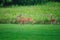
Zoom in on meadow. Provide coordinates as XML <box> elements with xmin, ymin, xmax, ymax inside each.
<box><xmin>0</xmin><ymin>24</ymin><xmax>60</xmax><ymax>40</ymax></box>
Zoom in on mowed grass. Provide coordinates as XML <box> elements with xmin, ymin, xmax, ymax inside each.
<box><xmin>0</xmin><ymin>24</ymin><xmax>60</xmax><ymax>40</ymax></box>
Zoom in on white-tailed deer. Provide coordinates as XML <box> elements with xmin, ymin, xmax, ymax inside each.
<box><xmin>50</xmin><ymin>15</ymin><xmax>56</xmax><ymax>24</ymax></box>
<box><xmin>16</xmin><ymin>15</ymin><xmax>35</xmax><ymax>24</ymax></box>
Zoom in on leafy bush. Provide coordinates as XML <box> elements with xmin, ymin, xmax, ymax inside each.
<box><xmin>44</xmin><ymin>19</ymin><xmax>50</xmax><ymax>24</ymax></box>
<box><xmin>56</xmin><ymin>17</ymin><xmax>60</xmax><ymax>24</ymax></box>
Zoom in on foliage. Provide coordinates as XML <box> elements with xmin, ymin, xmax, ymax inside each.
<box><xmin>0</xmin><ymin>2</ymin><xmax>60</xmax><ymax>24</ymax></box>
<box><xmin>0</xmin><ymin>0</ymin><xmax>60</xmax><ymax>7</ymax></box>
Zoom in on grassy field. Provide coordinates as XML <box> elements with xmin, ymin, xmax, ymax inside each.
<box><xmin>0</xmin><ymin>2</ymin><xmax>60</xmax><ymax>40</ymax></box>
<box><xmin>0</xmin><ymin>24</ymin><xmax>60</xmax><ymax>40</ymax></box>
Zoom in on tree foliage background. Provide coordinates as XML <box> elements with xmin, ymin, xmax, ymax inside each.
<box><xmin>0</xmin><ymin>0</ymin><xmax>60</xmax><ymax>7</ymax></box>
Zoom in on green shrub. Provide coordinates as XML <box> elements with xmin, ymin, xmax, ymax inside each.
<box><xmin>57</xmin><ymin>17</ymin><xmax>60</xmax><ymax>24</ymax></box>
<box><xmin>44</xmin><ymin>19</ymin><xmax>50</xmax><ymax>24</ymax></box>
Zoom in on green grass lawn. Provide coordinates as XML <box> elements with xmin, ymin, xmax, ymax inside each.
<box><xmin>0</xmin><ymin>24</ymin><xmax>60</xmax><ymax>40</ymax></box>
